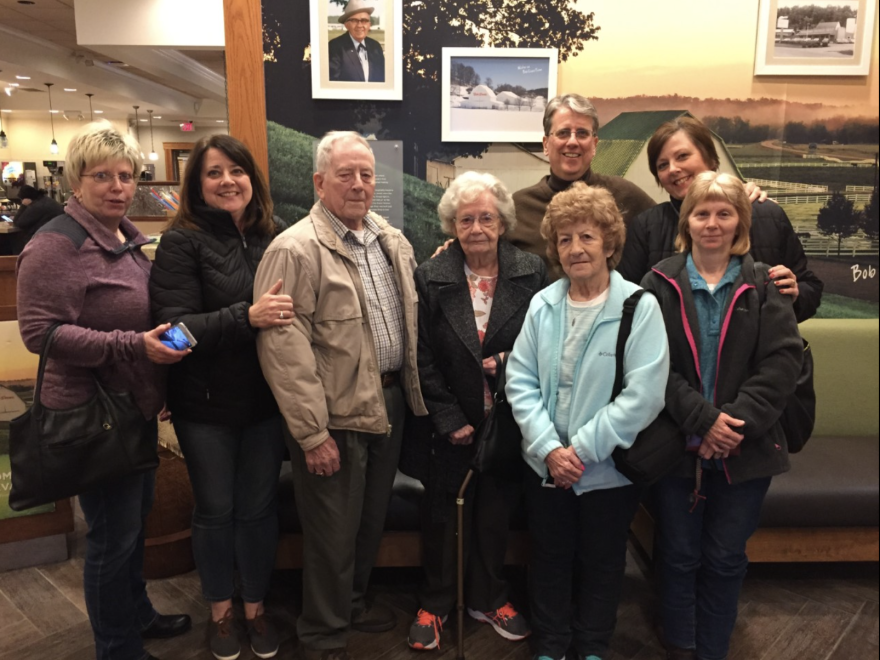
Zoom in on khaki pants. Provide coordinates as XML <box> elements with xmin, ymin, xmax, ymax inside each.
<box><xmin>288</xmin><ymin>383</ymin><xmax>405</xmax><ymax>651</ymax></box>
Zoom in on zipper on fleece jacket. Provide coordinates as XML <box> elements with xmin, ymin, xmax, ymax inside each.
<box><xmin>713</xmin><ymin>282</ymin><xmax>755</xmax><ymax>483</ymax></box>
<box><xmin>652</xmin><ymin>267</ymin><xmax>738</xmax><ymax>489</ymax></box>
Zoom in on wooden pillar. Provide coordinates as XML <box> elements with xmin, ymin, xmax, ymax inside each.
<box><xmin>223</xmin><ymin>0</ymin><xmax>269</xmax><ymax>179</ymax></box>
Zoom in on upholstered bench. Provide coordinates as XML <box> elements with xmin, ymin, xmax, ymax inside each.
<box><xmin>632</xmin><ymin>319</ymin><xmax>880</xmax><ymax>563</ymax></box>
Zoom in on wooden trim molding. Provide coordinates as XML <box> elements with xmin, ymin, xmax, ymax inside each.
<box><xmin>223</xmin><ymin>0</ymin><xmax>269</xmax><ymax>179</ymax></box>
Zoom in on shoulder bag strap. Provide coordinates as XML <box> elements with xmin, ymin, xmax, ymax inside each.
<box><xmin>610</xmin><ymin>290</ymin><xmax>646</xmax><ymax>401</ymax></box>
<box><xmin>31</xmin><ymin>322</ymin><xmax>62</xmax><ymax>417</ymax></box>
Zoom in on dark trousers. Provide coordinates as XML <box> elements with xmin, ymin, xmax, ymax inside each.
<box><xmin>78</xmin><ymin>420</ymin><xmax>158</xmax><ymax>660</ymax></box>
<box><xmin>655</xmin><ymin>472</ymin><xmax>771</xmax><ymax>660</ymax></box>
<box><xmin>419</xmin><ymin>472</ymin><xmax>520</xmax><ymax>616</ymax></box>
<box><xmin>173</xmin><ymin>415</ymin><xmax>286</xmax><ymax>603</ymax></box>
<box><xmin>525</xmin><ymin>471</ymin><xmax>642</xmax><ymax>659</ymax></box>
<box><xmin>289</xmin><ymin>384</ymin><xmax>405</xmax><ymax>651</ymax></box>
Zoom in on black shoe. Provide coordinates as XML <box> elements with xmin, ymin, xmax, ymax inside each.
<box><xmin>141</xmin><ymin>613</ymin><xmax>193</xmax><ymax>639</ymax></box>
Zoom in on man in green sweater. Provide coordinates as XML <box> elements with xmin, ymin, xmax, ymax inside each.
<box><xmin>511</xmin><ymin>94</ymin><xmax>655</xmax><ymax>276</ymax></box>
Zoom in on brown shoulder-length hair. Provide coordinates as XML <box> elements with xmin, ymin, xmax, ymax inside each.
<box><xmin>647</xmin><ymin>116</ymin><xmax>720</xmax><ymax>185</ymax></box>
<box><xmin>169</xmin><ymin>134</ymin><xmax>276</xmax><ymax>236</ymax></box>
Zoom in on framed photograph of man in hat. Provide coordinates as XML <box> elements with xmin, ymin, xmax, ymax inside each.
<box><xmin>310</xmin><ymin>0</ymin><xmax>402</xmax><ymax>100</ymax></box>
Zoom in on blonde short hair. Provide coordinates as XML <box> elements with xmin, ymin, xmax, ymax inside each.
<box><xmin>436</xmin><ymin>171</ymin><xmax>517</xmax><ymax>236</ymax></box>
<box><xmin>66</xmin><ymin>121</ymin><xmax>143</xmax><ymax>189</ymax></box>
<box><xmin>540</xmin><ymin>182</ymin><xmax>626</xmax><ymax>272</ymax></box>
<box><xmin>676</xmin><ymin>172</ymin><xmax>752</xmax><ymax>255</ymax></box>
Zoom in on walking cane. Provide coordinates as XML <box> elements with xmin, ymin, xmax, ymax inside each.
<box><xmin>456</xmin><ymin>467</ymin><xmax>475</xmax><ymax>660</ymax></box>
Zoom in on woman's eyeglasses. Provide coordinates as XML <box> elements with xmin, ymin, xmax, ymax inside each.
<box><xmin>456</xmin><ymin>213</ymin><xmax>498</xmax><ymax>229</ymax></box>
<box><xmin>80</xmin><ymin>172</ymin><xmax>136</xmax><ymax>184</ymax></box>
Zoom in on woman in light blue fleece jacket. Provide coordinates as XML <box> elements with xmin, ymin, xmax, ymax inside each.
<box><xmin>506</xmin><ymin>182</ymin><xmax>669</xmax><ymax>660</ymax></box>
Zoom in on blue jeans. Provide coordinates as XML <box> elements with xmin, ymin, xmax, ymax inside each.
<box><xmin>78</xmin><ymin>420</ymin><xmax>158</xmax><ymax>660</ymax></box>
<box><xmin>525</xmin><ymin>471</ymin><xmax>642</xmax><ymax>659</ymax></box>
<box><xmin>173</xmin><ymin>415</ymin><xmax>285</xmax><ymax>603</ymax></box>
<box><xmin>655</xmin><ymin>471</ymin><xmax>771</xmax><ymax>660</ymax></box>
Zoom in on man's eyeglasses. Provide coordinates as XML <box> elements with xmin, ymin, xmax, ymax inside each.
<box><xmin>456</xmin><ymin>213</ymin><xmax>499</xmax><ymax>229</ymax></box>
<box><xmin>81</xmin><ymin>172</ymin><xmax>136</xmax><ymax>184</ymax></box>
<box><xmin>551</xmin><ymin>128</ymin><xmax>596</xmax><ymax>142</ymax></box>
<box><xmin>346</xmin><ymin>18</ymin><xmax>372</xmax><ymax>25</ymax></box>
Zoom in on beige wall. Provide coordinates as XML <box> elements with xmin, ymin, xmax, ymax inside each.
<box><xmin>0</xmin><ymin>116</ymin><xmax>223</xmax><ymax>183</ymax></box>
<box><xmin>0</xmin><ymin>321</ymin><xmax>38</xmax><ymax>381</ymax></box>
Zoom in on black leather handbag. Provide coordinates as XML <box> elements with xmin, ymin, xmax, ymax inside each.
<box><xmin>8</xmin><ymin>324</ymin><xmax>159</xmax><ymax>511</ymax></box>
<box><xmin>471</xmin><ymin>354</ymin><xmax>523</xmax><ymax>480</ymax></box>
<box><xmin>610</xmin><ymin>291</ymin><xmax>686</xmax><ymax>485</ymax></box>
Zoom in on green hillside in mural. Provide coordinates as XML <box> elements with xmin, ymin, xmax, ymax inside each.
<box><xmin>266</xmin><ymin>121</ymin><xmax>445</xmax><ymax>263</ymax></box>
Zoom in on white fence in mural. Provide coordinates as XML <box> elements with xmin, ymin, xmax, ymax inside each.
<box><xmin>776</xmin><ymin>193</ymin><xmax>871</xmax><ymax>205</ymax></box>
<box><xmin>748</xmin><ymin>178</ymin><xmax>828</xmax><ymax>193</ymax></box>
<box><xmin>739</xmin><ymin>161</ymin><xmax>875</xmax><ymax>168</ymax></box>
<box><xmin>846</xmin><ymin>185</ymin><xmax>874</xmax><ymax>192</ymax></box>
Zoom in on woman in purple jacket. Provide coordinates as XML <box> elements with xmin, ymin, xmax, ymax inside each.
<box><xmin>16</xmin><ymin>122</ymin><xmax>191</xmax><ymax>660</ymax></box>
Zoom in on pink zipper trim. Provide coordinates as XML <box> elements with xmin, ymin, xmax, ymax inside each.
<box><xmin>716</xmin><ymin>282</ymin><xmax>755</xmax><ymax>484</ymax></box>
<box><xmin>652</xmin><ymin>268</ymin><xmax>702</xmax><ymax>385</ymax></box>
<box><xmin>713</xmin><ymin>283</ymin><xmax>754</xmax><ymax>403</ymax></box>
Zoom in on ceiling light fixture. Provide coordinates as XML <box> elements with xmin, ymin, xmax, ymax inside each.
<box><xmin>64</xmin><ymin>88</ymin><xmax>77</xmax><ymax>92</ymax></box>
<box><xmin>147</xmin><ymin>109</ymin><xmax>158</xmax><ymax>161</ymax></box>
<box><xmin>45</xmin><ymin>82</ymin><xmax>58</xmax><ymax>154</ymax></box>
<box><xmin>94</xmin><ymin>110</ymin><xmax>104</xmax><ymax>114</ymax></box>
<box><xmin>15</xmin><ymin>75</ymin><xmax>30</xmax><ymax>80</ymax></box>
<box><xmin>132</xmin><ymin>105</ymin><xmax>144</xmax><ymax>158</ymax></box>
<box><xmin>86</xmin><ymin>93</ymin><xmax>94</xmax><ymax>121</ymax></box>
<box><xmin>0</xmin><ymin>109</ymin><xmax>8</xmax><ymax>149</ymax></box>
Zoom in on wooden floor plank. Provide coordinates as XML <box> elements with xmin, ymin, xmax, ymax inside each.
<box><xmin>827</xmin><ymin>601</ymin><xmax>879</xmax><ymax>660</ymax></box>
<box><xmin>758</xmin><ymin>600</ymin><xmax>856</xmax><ymax>660</ymax></box>
<box><xmin>729</xmin><ymin>581</ymin><xmax>809</xmax><ymax>660</ymax></box>
<box><xmin>0</xmin><ymin>618</ymin><xmax>42</xmax><ymax>658</ymax></box>
<box><xmin>0</xmin><ymin>619</ymin><xmax>95</xmax><ymax>660</ymax></box>
<box><xmin>0</xmin><ymin>567</ymin><xmax>87</xmax><ymax>635</ymax></box>
<box><xmin>37</xmin><ymin>557</ymin><xmax>88</xmax><ymax>616</ymax></box>
<box><xmin>0</xmin><ymin>589</ymin><xmax>26</xmax><ymax>633</ymax></box>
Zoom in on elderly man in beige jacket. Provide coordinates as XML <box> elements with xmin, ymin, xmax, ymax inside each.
<box><xmin>255</xmin><ymin>131</ymin><xmax>426</xmax><ymax>660</ymax></box>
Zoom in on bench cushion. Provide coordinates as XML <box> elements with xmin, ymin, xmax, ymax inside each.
<box><xmin>759</xmin><ymin>436</ymin><xmax>878</xmax><ymax>527</ymax></box>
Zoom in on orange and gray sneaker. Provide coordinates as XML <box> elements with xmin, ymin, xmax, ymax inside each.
<box><xmin>467</xmin><ymin>602</ymin><xmax>531</xmax><ymax>641</ymax></box>
<box><xmin>407</xmin><ymin>609</ymin><xmax>447</xmax><ymax>650</ymax></box>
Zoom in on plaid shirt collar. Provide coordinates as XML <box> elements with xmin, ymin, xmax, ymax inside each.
<box><xmin>323</xmin><ymin>203</ymin><xmax>380</xmax><ymax>244</ymax></box>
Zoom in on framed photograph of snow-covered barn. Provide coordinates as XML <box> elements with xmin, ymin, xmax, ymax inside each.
<box><xmin>441</xmin><ymin>48</ymin><xmax>558</xmax><ymax>142</ymax></box>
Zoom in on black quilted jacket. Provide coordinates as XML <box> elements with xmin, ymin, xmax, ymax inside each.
<box><xmin>149</xmin><ymin>205</ymin><xmax>284</xmax><ymax>425</ymax></box>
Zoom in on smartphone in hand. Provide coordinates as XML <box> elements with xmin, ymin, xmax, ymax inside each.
<box><xmin>160</xmin><ymin>323</ymin><xmax>197</xmax><ymax>350</ymax></box>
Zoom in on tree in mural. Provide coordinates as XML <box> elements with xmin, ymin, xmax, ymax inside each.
<box><xmin>817</xmin><ymin>192</ymin><xmax>861</xmax><ymax>256</ymax></box>
<box><xmin>263</xmin><ymin>0</ymin><xmax>601</xmax><ymax>177</ymax></box>
<box><xmin>862</xmin><ymin>187</ymin><xmax>879</xmax><ymax>240</ymax></box>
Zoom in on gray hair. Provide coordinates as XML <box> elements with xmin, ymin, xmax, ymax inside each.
<box><xmin>66</xmin><ymin>121</ymin><xmax>143</xmax><ymax>189</ymax></box>
<box><xmin>543</xmin><ymin>94</ymin><xmax>600</xmax><ymax>136</ymax></box>
<box><xmin>315</xmin><ymin>131</ymin><xmax>373</xmax><ymax>173</ymax></box>
<box><xmin>437</xmin><ymin>171</ymin><xmax>517</xmax><ymax>236</ymax></box>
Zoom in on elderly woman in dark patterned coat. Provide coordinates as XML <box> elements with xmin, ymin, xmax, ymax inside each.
<box><xmin>406</xmin><ymin>171</ymin><xmax>548</xmax><ymax>651</ymax></box>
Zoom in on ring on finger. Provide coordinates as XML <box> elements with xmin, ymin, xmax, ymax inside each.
<box><xmin>279</xmin><ymin>311</ymin><xmax>284</xmax><ymax>319</ymax></box>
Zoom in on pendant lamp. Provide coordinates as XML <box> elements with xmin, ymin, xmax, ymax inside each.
<box><xmin>0</xmin><ymin>109</ymin><xmax>8</xmax><ymax>148</ymax></box>
<box><xmin>86</xmin><ymin>93</ymin><xmax>94</xmax><ymax>121</ymax></box>
<box><xmin>147</xmin><ymin>109</ymin><xmax>158</xmax><ymax>161</ymax></box>
<box><xmin>45</xmin><ymin>83</ymin><xmax>58</xmax><ymax>154</ymax></box>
